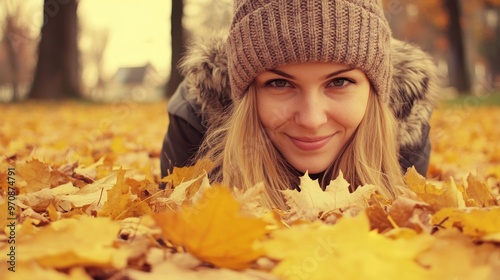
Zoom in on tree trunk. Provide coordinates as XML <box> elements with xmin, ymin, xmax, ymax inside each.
<box><xmin>445</xmin><ymin>0</ymin><xmax>471</xmax><ymax>94</ymax></box>
<box><xmin>165</xmin><ymin>0</ymin><xmax>185</xmax><ymax>98</ymax></box>
<box><xmin>4</xmin><ymin>21</ymin><xmax>20</xmax><ymax>101</ymax></box>
<box><xmin>29</xmin><ymin>0</ymin><xmax>81</xmax><ymax>99</ymax></box>
<box><xmin>491</xmin><ymin>7</ymin><xmax>500</xmax><ymax>87</ymax></box>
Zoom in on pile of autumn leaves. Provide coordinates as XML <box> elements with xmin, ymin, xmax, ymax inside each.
<box><xmin>0</xmin><ymin>102</ymin><xmax>499</xmax><ymax>280</ymax></box>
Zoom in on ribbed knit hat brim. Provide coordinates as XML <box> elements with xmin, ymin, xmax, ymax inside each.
<box><xmin>226</xmin><ymin>0</ymin><xmax>392</xmax><ymax>101</ymax></box>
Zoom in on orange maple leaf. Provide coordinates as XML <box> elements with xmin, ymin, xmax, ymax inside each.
<box><xmin>153</xmin><ymin>186</ymin><xmax>268</xmax><ymax>270</ymax></box>
<box><xmin>15</xmin><ymin>159</ymin><xmax>69</xmax><ymax>193</ymax></box>
<box><xmin>98</xmin><ymin>169</ymin><xmax>151</xmax><ymax>219</ymax></box>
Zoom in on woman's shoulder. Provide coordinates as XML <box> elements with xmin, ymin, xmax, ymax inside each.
<box><xmin>390</xmin><ymin>39</ymin><xmax>440</xmax><ymax>148</ymax></box>
<box><xmin>167</xmin><ymin>81</ymin><xmax>204</xmax><ymax>132</ymax></box>
<box><xmin>178</xmin><ymin>31</ymin><xmax>233</xmax><ymax>128</ymax></box>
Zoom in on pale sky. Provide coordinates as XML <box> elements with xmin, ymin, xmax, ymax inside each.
<box><xmin>3</xmin><ymin>0</ymin><xmax>171</xmax><ymax>82</ymax></box>
<box><xmin>79</xmin><ymin>0</ymin><xmax>171</xmax><ymax>78</ymax></box>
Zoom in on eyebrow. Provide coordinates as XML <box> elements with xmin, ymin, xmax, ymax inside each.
<box><xmin>268</xmin><ymin>67</ymin><xmax>355</xmax><ymax>80</ymax></box>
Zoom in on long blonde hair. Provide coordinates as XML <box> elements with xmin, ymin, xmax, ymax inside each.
<box><xmin>197</xmin><ymin>83</ymin><xmax>405</xmax><ymax>209</ymax></box>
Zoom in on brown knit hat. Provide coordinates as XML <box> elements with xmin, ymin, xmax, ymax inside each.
<box><xmin>226</xmin><ymin>0</ymin><xmax>392</xmax><ymax>101</ymax></box>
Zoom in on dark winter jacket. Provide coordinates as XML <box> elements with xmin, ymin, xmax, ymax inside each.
<box><xmin>160</xmin><ymin>33</ymin><xmax>439</xmax><ymax>181</ymax></box>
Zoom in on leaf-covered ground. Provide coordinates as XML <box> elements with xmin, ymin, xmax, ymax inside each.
<box><xmin>0</xmin><ymin>100</ymin><xmax>499</xmax><ymax>280</ymax></box>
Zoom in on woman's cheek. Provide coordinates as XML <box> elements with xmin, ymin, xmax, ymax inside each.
<box><xmin>258</xmin><ymin>97</ymin><xmax>288</xmax><ymax>128</ymax></box>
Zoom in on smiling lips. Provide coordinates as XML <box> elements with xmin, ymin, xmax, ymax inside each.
<box><xmin>288</xmin><ymin>134</ymin><xmax>334</xmax><ymax>151</ymax></box>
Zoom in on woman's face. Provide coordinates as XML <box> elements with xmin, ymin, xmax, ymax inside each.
<box><xmin>255</xmin><ymin>62</ymin><xmax>370</xmax><ymax>174</ymax></box>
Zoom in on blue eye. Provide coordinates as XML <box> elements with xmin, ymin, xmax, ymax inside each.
<box><xmin>268</xmin><ymin>79</ymin><xmax>291</xmax><ymax>88</ymax></box>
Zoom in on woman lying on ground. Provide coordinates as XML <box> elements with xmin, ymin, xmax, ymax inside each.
<box><xmin>160</xmin><ymin>0</ymin><xmax>439</xmax><ymax>209</ymax></box>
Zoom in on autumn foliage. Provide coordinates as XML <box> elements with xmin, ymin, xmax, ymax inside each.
<box><xmin>0</xmin><ymin>101</ymin><xmax>499</xmax><ymax>279</ymax></box>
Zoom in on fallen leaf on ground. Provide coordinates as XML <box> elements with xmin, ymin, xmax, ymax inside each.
<box><xmin>153</xmin><ymin>186</ymin><xmax>268</xmax><ymax>270</ymax></box>
<box><xmin>404</xmin><ymin>167</ymin><xmax>466</xmax><ymax>209</ymax></box>
<box><xmin>0</xmin><ymin>216</ymin><xmax>128</xmax><ymax>269</ymax></box>
<box><xmin>431</xmin><ymin>207</ymin><xmax>500</xmax><ymax>241</ymax></box>
<box><xmin>98</xmin><ymin>169</ymin><xmax>152</xmax><ymax>219</ymax></box>
<box><xmin>261</xmin><ymin>212</ymin><xmax>434</xmax><ymax>280</ymax></box>
<box><xmin>282</xmin><ymin>171</ymin><xmax>378</xmax><ymax>219</ymax></box>
<box><xmin>464</xmin><ymin>173</ymin><xmax>498</xmax><ymax>207</ymax></box>
<box><xmin>417</xmin><ymin>229</ymin><xmax>498</xmax><ymax>280</ymax></box>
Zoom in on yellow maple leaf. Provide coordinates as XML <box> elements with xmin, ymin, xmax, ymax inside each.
<box><xmin>98</xmin><ymin>169</ymin><xmax>151</xmax><ymax>219</ymax></box>
<box><xmin>464</xmin><ymin>174</ymin><xmax>498</xmax><ymax>207</ymax></box>
<box><xmin>261</xmin><ymin>213</ymin><xmax>434</xmax><ymax>280</ymax></box>
<box><xmin>282</xmin><ymin>171</ymin><xmax>377</xmax><ymax>214</ymax></box>
<box><xmin>432</xmin><ymin>207</ymin><xmax>500</xmax><ymax>241</ymax></box>
<box><xmin>404</xmin><ymin>167</ymin><xmax>465</xmax><ymax>210</ymax></box>
<box><xmin>152</xmin><ymin>186</ymin><xmax>268</xmax><ymax>270</ymax></box>
<box><xmin>0</xmin><ymin>216</ymin><xmax>128</xmax><ymax>269</ymax></box>
<box><xmin>16</xmin><ymin>159</ymin><xmax>53</xmax><ymax>192</ymax></box>
<box><xmin>160</xmin><ymin>158</ymin><xmax>213</xmax><ymax>188</ymax></box>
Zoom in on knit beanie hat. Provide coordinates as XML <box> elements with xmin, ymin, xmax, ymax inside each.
<box><xmin>226</xmin><ymin>0</ymin><xmax>392</xmax><ymax>101</ymax></box>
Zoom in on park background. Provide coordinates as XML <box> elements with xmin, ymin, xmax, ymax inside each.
<box><xmin>0</xmin><ymin>0</ymin><xmax>499</xmax><ymax>102</ymax></box>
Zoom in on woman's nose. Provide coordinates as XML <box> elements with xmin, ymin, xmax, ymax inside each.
<box><xmin>294</xmin><ymin>91</ymin><xmax>328</xmax><ymax>130</ymax></box>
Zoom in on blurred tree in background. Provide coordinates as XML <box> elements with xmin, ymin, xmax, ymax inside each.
<box><xmin>30</xmin><ymin>0</ymin><xmax>81</xmax><ymax>99</ymax></box>
<box><xmin>166</xmin><ymin>0</ymin><xmax>232</xmax><ymax>98</ymax></box>
<box><xmin>0</xmin><ymin>1</ymin><xmax>38</xmax><ymax>101</ymax></box>
<box><xmin>383</xmin><ymin>0</ymin><xmax>500</xmax><ymax>93</ymax></box>
<box><xmin>165</xmin><ymin>0</ymin><xmax>186</xmax><ymax>98</ymax></box>
<box><xmin>0</xmin><ymin>0</ymin><xmax>498</xmax><ymax>101</ymax></box>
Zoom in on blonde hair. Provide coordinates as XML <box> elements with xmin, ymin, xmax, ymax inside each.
<box><xmin>197</xmin><ymin>84</ymin><xmax>406</xmax><ymax>209</ymax></box>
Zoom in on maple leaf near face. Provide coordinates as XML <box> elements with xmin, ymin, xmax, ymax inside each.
<box><xmin>282</xmin><ymin>171</ymin><xmax>378</xmax><ymax>216</ymax></box>
<box><xmin>152</xmin><ymin>186</ymin><xmax>268</xmax><ymax>270</ymax></box>
<box><xmin>260</xmin><ymin>212</ymin><xmax>434</xmax><ymax>280</ymax></box>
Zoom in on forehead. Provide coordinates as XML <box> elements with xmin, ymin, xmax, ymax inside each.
<box><xmin>259</xmin><ymin>62</ymin><xmax>366</xmax><ymax>79</ymax></box>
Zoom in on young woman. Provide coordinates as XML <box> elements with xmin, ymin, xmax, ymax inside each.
<box><xmin>160</xmin><ymin>0</ymin><xmax>438</xmax><ymax>209</ymax></box>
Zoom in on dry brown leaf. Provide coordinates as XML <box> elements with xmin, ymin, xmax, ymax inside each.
<box><xmin>465</xmin><ymin>173</ymin><xmax>498</xmax><ymax>207</ymax></box>
<box><xmin>387</xmin><ymin>196</ymin><xmax>434</xmax><ymax>233</ymax></box>
<box><xmin>17</xmin><ymin>188</ymin><xmax>54</xmax><ymax>212</ymax></box>
<box><xmin>54</xmin><ymin>171</ymin><xmax>118</xmax><ymax>210</ymax></box>
<box><xmin>16</xmin><ymin>159</ymin><xmax>53</xmax><ymax>192</ymax></box>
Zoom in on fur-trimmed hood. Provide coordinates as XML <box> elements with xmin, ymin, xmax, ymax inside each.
<box><xmin>178</xmin><ymin>32</ymin><xmax>439</xmax><ymax>150</ymax></box>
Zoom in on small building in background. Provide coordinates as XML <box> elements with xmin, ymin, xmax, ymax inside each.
<box><xmin>104</xmin><ymin>62</ymin><xmax>164</xmax><ymax>102</ymax></box>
